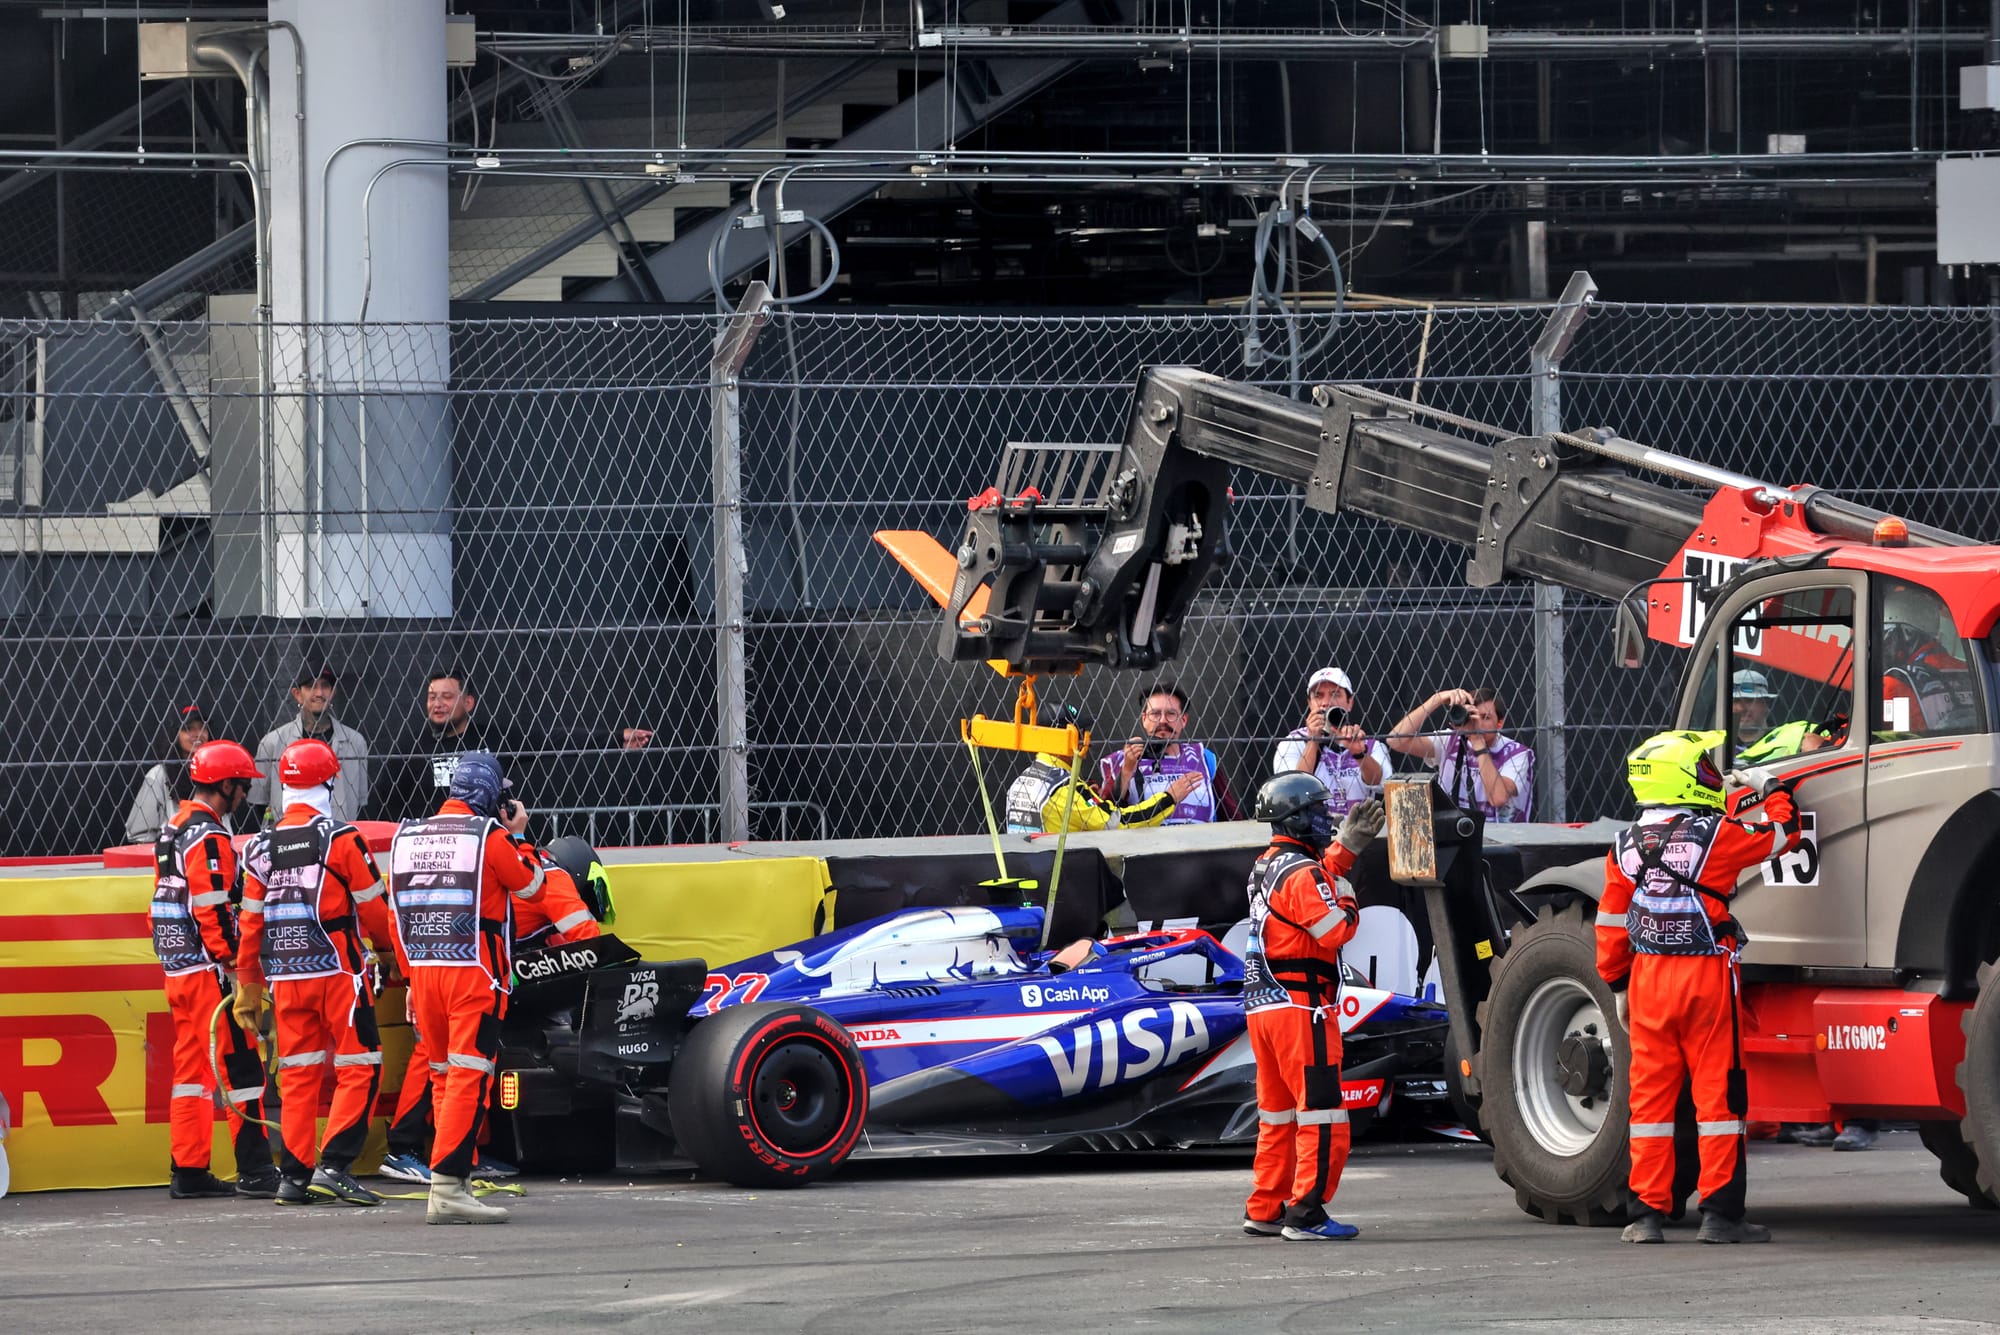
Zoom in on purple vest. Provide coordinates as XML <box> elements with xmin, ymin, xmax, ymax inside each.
<box><xmin>151</xmin><ymin>809</ymin><xmax>229</xmax><ymax>977</ymax></box>
<box><xmin>390</xmin><ymin>814</ymin><xmax>495</xmax><ymax>968</ymax></box>
<box><xmin>1279</xmin><ymin>730</ymin><xmax>1387</xmax><ymax>816</ymax></box>
<box><xmin>243</xmin><ymin>817</ymin><xmax>349</xmax><ymax>982</ymax></box>
<box><xmin>1100</xmin><ymin>742</ymin><xmax>1218</xmax><ymax>824</ymax></box>
<box><xmin>1242</xmin><ymin>847</ymin><xmax>1323</xmax><ymax>1013</ymax></box>
<box><xmin>1437</xmin><ymin>733</ymin><xmax>1534</xmax><ymax>823</ymax></box>
<box><xmin>1614</xmin><ymin>812</ymin><xmax>1726</xmax><ymax>956</ymax></box>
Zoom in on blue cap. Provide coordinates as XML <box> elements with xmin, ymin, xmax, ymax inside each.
<box><xmin>448</xmin><ymin>750</ymin><xmax>506</xmax><ymax>815</ymax></box>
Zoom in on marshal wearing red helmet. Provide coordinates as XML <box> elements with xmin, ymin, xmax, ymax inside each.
<box><xmin>187</xmin><ymin>738</ymin><xmax>263</xmax><ymax>787</ymax></box>
<box><xmin>233</xmin><ymin>736</ymin><xmax>402</xmax><ymax>1206</ymax></box>
<box><xmin>149</xmin><ymin>736</ymin><xmax>278</xmax><ymax>1200</ymax></box>
<box><xmin>277</xmin><ymin>736</ymin><xmax>341</xmax><ymax>789</ymax></box>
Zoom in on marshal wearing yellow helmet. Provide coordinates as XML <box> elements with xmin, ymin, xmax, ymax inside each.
<box><xmin>1596</xmin><ymin>729</ymin><xmax>1802</xmax><ymax>1246</ymax></box>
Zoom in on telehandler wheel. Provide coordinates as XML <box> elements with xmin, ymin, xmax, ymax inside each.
<box><xmin>1954</xmin><ymin>959</ymin><xmax>2000</xmax><ymax>1206</ymax></box>
<box><xmin>1918</xmin><ymin>1120</ymin><xmax>1999</xmax><ymax>1210</ymax></box>
<box><xmin>1475</xmin><ymin>902</ymin><xmax>1632</xmax><ymax>1226</ymax></box>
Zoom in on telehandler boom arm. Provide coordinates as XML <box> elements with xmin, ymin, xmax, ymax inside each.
<box><xmin>935</xmin><ymin>366</ymin><xmax>1971</xmax><ymax>675</ymax></box>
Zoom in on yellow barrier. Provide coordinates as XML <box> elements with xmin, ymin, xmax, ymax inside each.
<box><xmin>602</xmin><ymin>856</ymin><xmax>831</xmax><ymax>966</ymax></box>
<box><xmin>0</xmin><ymin>855</ymin><xmax>830</xmax><ymax>1193</ymax></box>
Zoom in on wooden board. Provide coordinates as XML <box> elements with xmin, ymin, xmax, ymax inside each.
<box><xmin>1384</xmin><ymin>778</ymin><xmax>1442</xmax><ymax>887</ymax></box>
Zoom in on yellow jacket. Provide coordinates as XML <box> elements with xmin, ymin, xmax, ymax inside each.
<box><xmin>1004</xmin><ymin>753</ymin><xmax>1177</xmax><ymax>834</ymax></box>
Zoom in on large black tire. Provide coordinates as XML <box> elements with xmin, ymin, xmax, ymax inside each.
<box><xmin>667</xmin><ymin>1002</ymin><xmax>868</xmax><ymax>1189</ymax></box>
<box><xmin>1954</xmin><ymin>959</ymin><xmax>2000</xmax><ymax>1206</ymax></box>
<box><xmin>1918</xmin><ymin>1119</ymin><xmax>1999</xmax><ymax>1209</ymax></box>
<box><xmin>1475</xmin><ymin>902</ymin><xmax>1631</xmax><ymax>1226</ymax></box>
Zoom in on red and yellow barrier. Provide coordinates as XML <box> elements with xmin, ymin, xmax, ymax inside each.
<box><xmin>0</xmin><ymin>854</ymin><xmax>830</xmax><ymax>1192</ymax></box>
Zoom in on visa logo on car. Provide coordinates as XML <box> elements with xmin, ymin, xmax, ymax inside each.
<box><xmin>1032</xmin><ymin>1001</ymin><xmax>1210</xmax><ymax>1097</ymax></box>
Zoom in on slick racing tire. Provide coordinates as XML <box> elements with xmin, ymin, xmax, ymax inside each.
<box><xmin>668</xmin><ymin>1003</ymin><xmax>868</xmax><ymax>1189</ymax></box>
<box><xmin>1918</xmin><ymin>1119</ymin><xmax>1998</xmax><ymax>1210</ymax></box>
<box><xmin>1475</xmin><ymin>902</ymin><xmax>1631</xmax><ymax>1226</ymax></box>
<box><xmin>1953</xmin><ymin>959</ymin><xmax>2000</xmax><ymax>1207</ymax></box>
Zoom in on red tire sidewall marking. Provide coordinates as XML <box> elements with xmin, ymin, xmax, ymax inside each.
<box><xmin>732</xmin><ymin>1014</ymin><xmax>867</xmax><ymax>1163</ymax></box>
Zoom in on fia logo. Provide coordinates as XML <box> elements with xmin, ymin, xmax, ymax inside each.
<box><xmin>616</xmin><ymin>977</ymin><xmax>660</xmax><ymax>1024</ymax></box>
<box><xmin>1021</xmin><ymin>983</ymin><xmax>1044</xmax><ymax>1009</ymax></box>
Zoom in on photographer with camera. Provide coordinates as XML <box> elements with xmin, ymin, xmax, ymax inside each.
<box><xmin>1101</xmin><ymin>683</ymin><xmax>1242</xmax><ymax>825</ymax></box>
<box><xmin>1270</xmin><ymin>668</ymin><xmax>1389</xmax><ymax>816</ymax></box>
<box><xmin>1385</xmin><ymin>685</ymin><xmax>1535</xmax><ymax>823</ymax></box>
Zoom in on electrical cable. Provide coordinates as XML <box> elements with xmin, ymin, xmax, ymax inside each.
<box><xmin>1162</xmin><ymin>223</ymin><xmax>1227</xmax><ymax>278</ymax></box>
<box><xmin>207</xmin><ymin>996</ymin><xmax>282</xmax><ymax>1134</ymax></box>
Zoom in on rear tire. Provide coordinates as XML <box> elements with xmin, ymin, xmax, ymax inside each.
<box><xmin>1954</xmin><ymin>960</ymin><xmax>2000</xmax><ymax>1206</ymax></box>
<box><xmin>1475</xmin><ymin>902</ymin><xmax>1631</xmax><ymax>1226</ymax></box>
<box><xmin>1918</xmin><ymin>1119</ymin><xmax>1998</xmax><ymax>1209</ymax></box>
<box><xmin>667</xmin><ymin>1003</ymin><xmax>868</xmax><ymax>1189</ymax></box>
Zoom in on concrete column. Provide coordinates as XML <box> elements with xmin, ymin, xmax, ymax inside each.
<box><xmin>263</xmin><ymin>0</ymin><xmax>451</xmax><ymax>618</ymax></box>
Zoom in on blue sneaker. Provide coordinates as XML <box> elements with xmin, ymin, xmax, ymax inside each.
<box><xmin>1282</xmin><ymin>1218</ymin><xmax>1360</xmax><ymax>1241</ymax></box>
<box><xmin>376</xmin><ymin>1152</ymin><xmax>430</xmax><ymax>1184</ymax></box>
<box><xmin>471</xmin><ymin>1154</ymin><xmax>518</xmax><ymax>1180</ymax></box>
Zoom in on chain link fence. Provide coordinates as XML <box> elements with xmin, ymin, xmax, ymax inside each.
<box><xmin>1</xmin><ymin>299</ymin><xmax>1995</xmax><ymax>857</ymax></box>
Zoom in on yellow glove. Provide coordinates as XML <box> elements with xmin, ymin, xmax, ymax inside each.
<box><xmin>231</xmin><ymin>979</ymin><xmax>268</xmax><ymax>1032</ymax></box>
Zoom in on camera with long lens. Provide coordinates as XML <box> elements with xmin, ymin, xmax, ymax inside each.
<box><xmin>1443</xmin><ymin>702</ymin><xmax>1471</xmax><ymax>728</ymax></box>
<box><xmin>1317</xmin><ymin>705</ymin><xmax>1348</xmax><ymax>731</ymax></box>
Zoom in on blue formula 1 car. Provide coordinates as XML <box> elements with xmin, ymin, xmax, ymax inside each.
<box><xmin>494</xmin><ymin>904</ymin><xmax>1451</xmax><ymax>1189</ymax></box>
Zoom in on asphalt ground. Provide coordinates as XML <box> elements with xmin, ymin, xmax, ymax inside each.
<box><xmin>4</xmin><ymin>1131</ymin><xmax>2000</xmax><ymax>1334</ymax></box>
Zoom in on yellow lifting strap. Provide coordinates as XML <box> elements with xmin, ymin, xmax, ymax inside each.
<box><xmin>1039</xmin><ymin>747</ymin><xmax>1089</xmax><ymax>951</ymax></box>
<box><xmin>958</xmin><ymin>671</ymin><xmax>1092</xmax><ymax>950</ymax></box>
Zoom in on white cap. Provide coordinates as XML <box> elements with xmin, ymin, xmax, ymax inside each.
<box><xmin>1307</xmin><ymin>667</ymin><xmax>1354</xmax><ymax>695</ymax></box>
<box><xmin>1733</xmin><ymin>668</ymin><xmax>1776</xmax><ymax>699</ymax></box>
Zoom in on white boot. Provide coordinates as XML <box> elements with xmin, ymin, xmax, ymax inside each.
<box><xmin>426</xmin><ymin>1173</ymin><xmax>510</xmax><ymax>1224</ymax></box>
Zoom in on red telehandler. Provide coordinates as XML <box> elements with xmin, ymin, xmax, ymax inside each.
<box><xmin>885</xmin><ymin>362</ymin><xmax>2000</xmax><ymax>1222</ymax></box>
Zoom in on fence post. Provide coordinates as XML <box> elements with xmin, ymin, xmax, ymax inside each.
<box><xmin>1528</xmin><ymin>270</ymin><xmax>1598</xmax><ymax>822</ymax></box>
<box><xmin>711</xmin><ymin>282</ymin><xmax>772</xmax><ymax>843</ymax></box>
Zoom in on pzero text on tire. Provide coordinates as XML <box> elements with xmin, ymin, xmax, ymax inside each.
<box><xmin>667</xmin><ymin>1002</ymin><xmax>868</xmax><ymax>1189</ymax></box>
<box><xmin>1954</xmin><ymin>959</ymin><xmax>2000</xmax><ymax>1207</ymax></box>
<box><xmin>1474</xmin><ymin>901</ymin><xmax>1631</xmax><ymax>1226</ymax></box>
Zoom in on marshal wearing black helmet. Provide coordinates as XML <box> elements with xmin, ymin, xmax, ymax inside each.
<box><xmin>1254</xmin><ymin>771</ymin><xmax>1338</xmax><ymax>850</ymax></box>
<box><xmin>1239</xmin><ymin>774</ymin><xmax>1386</xmax><ymax>1241</ymax></box>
